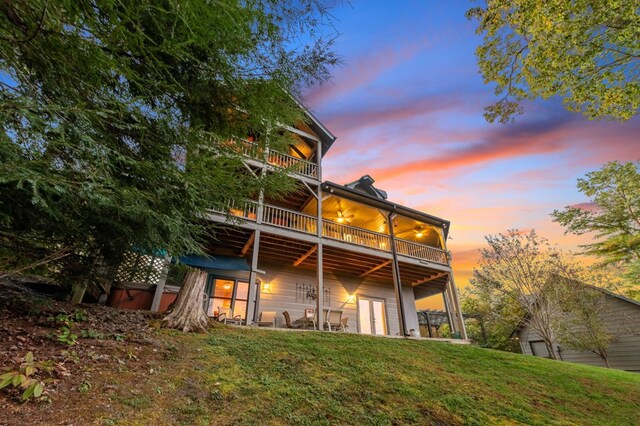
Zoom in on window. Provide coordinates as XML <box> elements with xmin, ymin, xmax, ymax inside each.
<box><xmin>206</xmin><ymin>277</ymin><xmax>251</xmax><ymax>320</ymax></box>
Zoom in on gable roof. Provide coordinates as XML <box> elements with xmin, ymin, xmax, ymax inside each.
<box><xmin>291</xmin><ymin>95</ymin><xmax>337</xmax><ymax>157</ymax></box>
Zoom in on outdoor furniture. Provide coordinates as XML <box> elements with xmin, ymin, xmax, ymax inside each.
<box><xmin>257</xmin><ymin>311</ymin><xmax>276</xmax><ymax>328</ymax></box>
<box><xmin>218</xmin><ymin>306</ymin><xmax>243</xmax><ymax>325</ymax></box>
<box><xmin>325</xmin><ymin>310</ymin><xmax>343</xmax><ymax>331</ymax></box>
<box><xmin>283</xmin><ymin>311</ymin><xmax>303</xmax><ymax>329</ymax></box>
<box><xmin>340</xmin><ymin>316</ymin><xmax>349</xmax><ymax>332</ymax></box>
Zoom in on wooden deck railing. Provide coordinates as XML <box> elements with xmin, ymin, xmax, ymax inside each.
<box><xmin>227</xmin><ymin>201</ymin><xmax>258</xmax><ymax>221</ymax></box>
<box><xmin>212</xmin><ymin>202</ymin><xmax>448</xmax><ymax>265</ymax></box>
<box><xmin>395</xmin><ymin>238</ymin><xmax>449</xmax><ymax>264</ymax></box>
<box><xmin>322</xmin><ymin>220</ymin><xmax>391</xmax><ymax>252</ymax></box>
<box><xmin>262</xmin><ymin>204</ymin><xmax>317</xmax><ymax>235</ymax></box>
<box><xmin>267</xmin><ymin>150</ymin><xmax>318</xmax><ymax>179</ymax></box>
<box><xmin>234</xmin><ymin>138</ymin><xmax>318</xmax><ymax>179</ymax></box>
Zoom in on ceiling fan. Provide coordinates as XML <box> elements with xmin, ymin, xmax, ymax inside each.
<box><xmin>331</xmin><ymin>210</ymin><xmax>354</xmax><ymax>224</ymax></box>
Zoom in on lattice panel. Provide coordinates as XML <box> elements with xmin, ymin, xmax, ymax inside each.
<box><xmin>115</xmin><ymin>252</ymin><xmax>167</xmax><ymax>286</ymax></box>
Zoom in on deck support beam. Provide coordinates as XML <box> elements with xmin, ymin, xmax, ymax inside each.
<box><xmin>359</xmin><ymin>259</ymin><xmax>391</xmax><ymax>278</ymax></box>
<box><xmin>442</xmin><ymin>290</ymin><xmax>456</xmax><ymax>335</ymax></box>
<box><xmin>388</xmin><ymin>212</ymin><xmax>408</xmax><ymax>337</ymax></box>
<box><xmin>293</xmin><ymin>244</ymin><xmax>317</xmax><ymax>267</ymax></box>
<box><xmin>240</xmin><ymin>231</ymin><xmax>256</xmax><ymax>256</ymax></box>
<box><xmin>315</xmin><ymin>139</ymin><xmax>324</xmax><ymax>331</ymax></box>
<box><xmin>411</xmin><ymin>272</ymin><xmax>448</xmax><ymax>286</ymax></box>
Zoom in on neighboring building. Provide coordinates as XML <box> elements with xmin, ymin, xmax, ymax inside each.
<box><xmin>118</xmin><ymin>104</ymin><xmax>467</xmax><ymax>338</ymax></box>
<box><xmin>513</xmin><ymin>288</ymin><xmax>640</xmax><ymax>372</ymax></box>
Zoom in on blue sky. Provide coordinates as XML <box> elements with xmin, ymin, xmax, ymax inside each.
<box><xmin>302</xmin><ymin>1</ymin><xmax>640</xmax><ymax>297</ymax></box>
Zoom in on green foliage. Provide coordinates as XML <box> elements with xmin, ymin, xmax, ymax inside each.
<box><xmin>0</xmin><ymin>352</ymin><xmax>46</xmax><ymax>401</ymax></box>
<box><xmin>552</xmin><ymin>161</ymin><xmax>640</xmax><ymax>298</ymax></box>
<box><xmin>0</xmin><ymin>0</ymin><xmax>338</xmax><ymax>286</ymax></box>
<box><xmin>56</xmin><ymin>326</ymin><xmax>78</xmax><ymax>346</ymax></box>
<box><xmin>555</xmin><ymin>282</ymin><xmax>616</xmax><ymax>366</ymax></box>
<box><xmin>461</xmin><ymin>288</ymin><xmax>523</xmax><ymax>352</ymax></box>
<box><xmin>467</xmin><ymin>1</ymin><xmax>639</xmax><ymax>123</ymax></box>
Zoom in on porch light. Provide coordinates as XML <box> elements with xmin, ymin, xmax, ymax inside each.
<box><xmin>262</xmin><ymin>282</ymin><xmax>271</xmax><ymax>292</ymax></box>
<box><xmin>346</xmin><ymin>294</ymin><xmax>356</xmax><ymax>303</ymax></box>
<box><xmin>336</xmin><ymin>216</ymin><xmax>345</xmax><ymax>223</ymax></box>
<box><xmin>415</xmin><ymin>230</ymin><xmax>424</xmax><ymax>238</ymax></box>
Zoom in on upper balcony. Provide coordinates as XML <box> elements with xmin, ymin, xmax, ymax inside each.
<box><xmin>234</xmin><ymin>137</ymin><xmax>320</xmax><ymax>181</ymax></box>
<box><xmin>215</xmin><ymin>200</ymin><xmax>449</xmax><ymax>267</ymax></box>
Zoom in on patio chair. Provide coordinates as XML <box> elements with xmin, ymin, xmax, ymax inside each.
<box><xmin>282</xmin><ymin>311</ymin><xmax>303</xmax><ymax>329</ymax></box>
<box><xmin>340</xmin><ymin>316</ymin><xmax>349</xmax><ymax>332</ymax></box>
<box><xmin>325</xmin><ymin>310</ymin><xmax>343</xmax><ymax>331</ymax></box>
<box><xmin>218</xmin><ymin>307</ymin><xmax>243</xmax><ymax>326</ymax></box>
<box><xmin>257</xmin><ymin>311</ymin><xmax>276</xmax><ymax>328</ymax></box>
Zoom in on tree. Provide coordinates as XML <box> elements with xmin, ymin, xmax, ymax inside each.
<box><xmin>471</xmin><ymin>230</ymin><xmax>566</xmax><ymax>359</ymax></box>
<box><xmin>556</xmin><ymin>282</ymin><xmax>615</xmax><ymax>367</ymax></box>
<box><xmin>467</xmin><ymin>1</ymin><xmax>640</xmax><ymax>123</ymax></box>
<box><xmin>461</xmin><ymin>287</ymin><xmax>524</xmax><ymax>352</ymax></box>
<box><xmin>0</xmin><ymin>1</ymin><xmax>338</xmax><ymax>329</ymax></box>
<box><xmin>552</xmin><ymin>161</ymin><xmax>640</xmax><ymax>299</ymax></box>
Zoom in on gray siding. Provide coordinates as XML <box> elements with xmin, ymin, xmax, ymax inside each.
<box><xmin>255</xmin><ymin>261</ymin><xmax>407</xmax><ymax>335</ymax></box>
<box><xmin>518</xmin><ymin>295</ymin><xmax>640</xmax><ymax>372</ymax></box>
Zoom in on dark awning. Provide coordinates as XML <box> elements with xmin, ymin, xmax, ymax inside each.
<box><xmin>177</xmin><ymin>255</ymin><xmax>250</xmax><ymax>271</ymax></box>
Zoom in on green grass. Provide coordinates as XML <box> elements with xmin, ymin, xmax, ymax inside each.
<box><xmin>97</xmin><ymin>326</ymin><xmax>639</xmax><ymax>425</ymax></box>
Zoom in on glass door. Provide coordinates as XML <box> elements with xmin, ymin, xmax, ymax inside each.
<box><xmin>206</xmin><ymin>277</ymin><xmax>250</xmax><ymax>320</ymax></box>
<box><xmin>358</xmin><ymin>297</ymin><xmax>387</xmax><ymax>335</ymax></box>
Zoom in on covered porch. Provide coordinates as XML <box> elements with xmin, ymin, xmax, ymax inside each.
<box><xmin>187</xmin><ymin>226</ymin><xmax>464</xmax><ymax>338</ymax></box>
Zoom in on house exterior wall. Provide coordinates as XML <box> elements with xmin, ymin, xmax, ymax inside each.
<box><xmin>254</xmin><ymin>261</ymin><xmax>415</xmax><ymax>335</ymax></box>
<box><xmin>517</xmin><ymin>295</ymin><xmax>640</xmax><ymax>372</ymax></box>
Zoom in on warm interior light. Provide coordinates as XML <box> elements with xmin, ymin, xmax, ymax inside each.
<box><xmin>223</xmin><ymin>284</ymin><xmax>231</xmax><ymax>290</ymax></box>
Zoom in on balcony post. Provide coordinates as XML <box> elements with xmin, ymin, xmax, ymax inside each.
<box><xmin>315</xmin><ymin>139</ymin><xmax>324</xmax><ymax>330</ymax></box>
<box><xmin>442</xmin><ymin>290</ymin><xmax>456</xmax><ymax>334</ymax></box>
<box><xmin>247</xmin><ymin>229</ymin><xmax>261</xmax><ymax>324</ymax></box>
<box><xmin>442</xmin><ymin>237</ymin><xmax>468</xmax><ymax>339</ymax></box>
<box><xmin>388</xmin><ymin>212</ymin><xmax>408</xmax><ymax>337</ymax></box>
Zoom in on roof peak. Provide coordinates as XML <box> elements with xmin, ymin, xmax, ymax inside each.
<box><xmin>344</xmin><ymin>175</ymin><xmax>388</xmax><ymax>200</ymax></box>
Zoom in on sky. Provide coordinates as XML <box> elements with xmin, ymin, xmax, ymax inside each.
<box><xmin>302</xmin><ymin>1</ymin><xmax>640</xmax><ymax>307</ymax></box>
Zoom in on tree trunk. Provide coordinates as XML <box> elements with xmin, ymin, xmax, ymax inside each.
<box><xmin>599</xmin><ymin>349</ymin><xmax>611</xmax><ymax>368</ymax></box>
<box><xmin>163</xmin><ymin>269</ymin><xmax>210</xmax><ymax>332</ymax></box>
<box><xmin>544</xmin><ymin>340</ymin><xmax>558</xmax><ymax>360</ymax></box>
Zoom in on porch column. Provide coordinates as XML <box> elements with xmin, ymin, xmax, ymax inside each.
<box><xmin>448</xmin><ymin>274</ymin><xmax>468</xmax><ymax>339</ymax></box>
<box><xmin>388</xmin><ymin>212</ymin><xmax>408</xmax><ymax>336</ymax></box>
<box><xmin>442</xmin><ymin>236</ymin><xmax>468</xmax><ymax>339</ymax></box>
<box><xmin>442</xmin><ymin>290</ymin><xmax>456</xmax><ymax>335</ymax></box>
<box><xmin>151</xmin><ymin>256</ymin><xmax>171</xmax><ymax>312</ymax></box>
<box><xmin>315</xmin><ymin>139</ymin><xmax>324</xmax><ymax>330</ymax></box>
<box><xmin>247</xmin><ymin>230</ymin><xmax>261</xmax><ymax>324</ymax></box>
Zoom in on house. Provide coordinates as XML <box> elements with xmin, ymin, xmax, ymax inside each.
<box><xmin>513</xmin><ymin>287</ymin><xmax>640</xmax><ymax>372</ymax></box>
<box><xmin>113</xmin><ymin>103</ymin><xmax>467</xmax><ymax>339</ymax></box>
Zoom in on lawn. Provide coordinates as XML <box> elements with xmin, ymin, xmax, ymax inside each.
<box><xmin>74</xmin><ymin>328</ymin><xmax>640</xmax><ymax>425</ymax></box>
<box><xmin>1</xmin><ymin>285</ymin><xmax>639</xmax><ymax>425</ymax></box>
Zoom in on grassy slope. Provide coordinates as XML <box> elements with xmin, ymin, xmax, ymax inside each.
<box><xmin>91</xmin><ymin>326</ymin><xmax>639</xmax><ymax>426</ymax></box>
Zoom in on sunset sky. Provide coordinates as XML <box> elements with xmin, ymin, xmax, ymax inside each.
<box><xmin>303</xmin><ymin>1</ymin><xmax>640</xmax><ymax>306</ymax></box>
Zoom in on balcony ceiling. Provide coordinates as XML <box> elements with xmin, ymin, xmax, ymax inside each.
<box><xmin>303</xmin><ymin>195</ymin><xmax>444</xmax><ymax>248</ymax></box>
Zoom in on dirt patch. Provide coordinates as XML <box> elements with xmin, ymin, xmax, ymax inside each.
<box><xmin>0</xmin><ymin>278</ymin><xmax>169</xmax><ymax>425</ymax></box>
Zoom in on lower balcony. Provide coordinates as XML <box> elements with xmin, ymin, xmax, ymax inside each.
<box><xmin>213</xmin><ymin>202</ymin><xmax>449</xmax><ymax>266</ymax></box>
